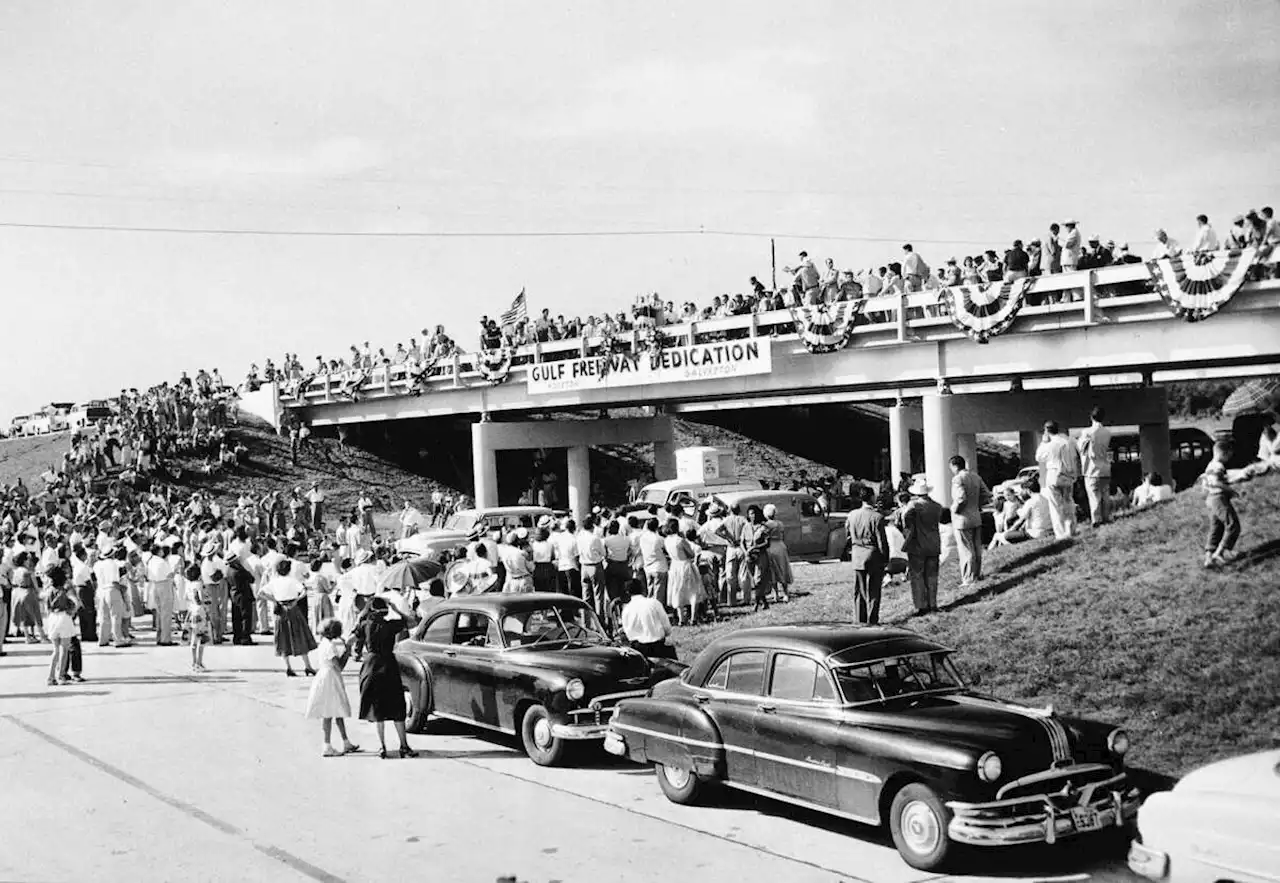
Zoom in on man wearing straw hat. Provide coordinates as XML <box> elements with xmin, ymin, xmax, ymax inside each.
<box><xmin>896</xmin><ymin>476</ymin><xmax>943</xmax><ymax>615</ymax></box>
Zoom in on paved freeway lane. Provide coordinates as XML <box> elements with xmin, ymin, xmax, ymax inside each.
<box><xmin>0</xmin><ymin>642</ymin><xmax>1141</xmax><ymax>883</ymax></box>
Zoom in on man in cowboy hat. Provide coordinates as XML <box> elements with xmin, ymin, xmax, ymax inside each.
<box><xmin>895</xmin><ymin>476</ymin><xmax>943</xmax><ymax>615</ymax></box>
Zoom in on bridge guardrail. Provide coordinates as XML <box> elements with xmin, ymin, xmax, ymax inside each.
<box><xmin>280</xmin><ymin>260</ymin><xmax>1277</xmax><ymax>406</ymax></box>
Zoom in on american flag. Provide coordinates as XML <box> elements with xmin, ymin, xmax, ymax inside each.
<box><xmin>499</xmin><ymin>288</ymin><xmax>527</xmax><ymax>329</ymax></box>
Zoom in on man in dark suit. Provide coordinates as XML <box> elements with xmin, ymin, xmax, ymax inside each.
<box><xmin>845</xmin><ymin>486</ymin><xmax>889</xmax><ymax>624</ymax></box>
<box><xmin>950</xmin><ymin>455</ymin><xmax>992</xmax><ymax>587</ymax></box>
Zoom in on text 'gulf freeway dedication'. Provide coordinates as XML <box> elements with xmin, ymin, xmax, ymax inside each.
<box><xmin>526</xmin><ymin>338</ymin><xmax>772</xmax><ymax>395</ymax></box>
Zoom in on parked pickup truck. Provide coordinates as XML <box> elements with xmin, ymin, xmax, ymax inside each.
<box><xmin>710</xmin><ymin>489</ymin><xmax>849</xmax><ymax>562</ymax></box>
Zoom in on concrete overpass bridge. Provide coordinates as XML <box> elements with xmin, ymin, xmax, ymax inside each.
<box><xmin>258</xmin><ymin>262</ymin><xmax>1280</xmax><ymax>518</ymax></box>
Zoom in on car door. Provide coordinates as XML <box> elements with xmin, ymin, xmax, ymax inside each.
<box><xmin>796</xmin><ymin>498</ymin><xmax>827</xmax><ymax>558</ymax></box>
<box><xmin>442</xmin><ymin>611</ymin><xmax>504</xmax><ymax>728</ymax></box>
<box><xmin>751</xmin><ymin>653</ymin><xmax>840</xmax><ymax>807</ymax></box>
<box><xmin>414</xmin><ymin>611</ymin><xmax>458</xmax><ymax>714</ymax></box>
<box><xmin>693</xmin><ymin>650</ymin><xmax>768</xmax><ymax>787</ymax></box>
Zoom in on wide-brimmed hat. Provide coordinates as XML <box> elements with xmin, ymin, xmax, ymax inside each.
<box><xmin>908</xmin><ymin>476</ymin><xmax>931</xmax><ymax>496</ymax></box>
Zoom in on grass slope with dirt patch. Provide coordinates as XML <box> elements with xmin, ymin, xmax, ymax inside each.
<box><xmin>676</xmin><ymin>473</ymin><xmax>1280</xmax><ymax>778</ymax></box>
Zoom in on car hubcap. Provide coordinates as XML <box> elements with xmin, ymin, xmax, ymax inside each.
<box><xmin>663</xmin><ymin>765</ymin><xmax>690</xmax><ymax>789</ymax></box>
<box><xmin>532</xmin><ymin>718</ymin><xmax>553</xmax><ymax>749</ymax></box>
<box><xmin>901</xmin><ymin>801</ymin><xmax>941</xmax><ymax>854</ymax></box>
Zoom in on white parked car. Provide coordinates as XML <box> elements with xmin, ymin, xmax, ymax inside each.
<box><xmin>1129</xmin><ymin>749</ymin><xmax>1280</xmax><ymax>883</ymax></box>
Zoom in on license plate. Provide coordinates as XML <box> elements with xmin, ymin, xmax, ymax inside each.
<box><xmin>1070</xmin><ymin>807</ymin><xmax>1102</xmax><ymax>832</ymax></box>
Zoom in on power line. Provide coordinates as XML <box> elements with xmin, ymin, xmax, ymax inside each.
<box><xmin>0</xmin><ymin>219</ymin><xmax>1046</xmax><ymax>245</ymax></box>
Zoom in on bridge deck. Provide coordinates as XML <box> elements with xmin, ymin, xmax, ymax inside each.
<box><xmin>285</xmin><ymin>264</ymin><xmax>1280</xmax><ymax>426</ymax></box>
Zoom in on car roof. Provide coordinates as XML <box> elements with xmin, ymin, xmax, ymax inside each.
<box><xmin>429</xmin><ymin>592</ymin><xmax>588</xmax><ymax>616</ymax></box>
<box><xmin>459</xmin><ymin>506</ymin><xmax>553</xmax><ymax>516</ymax></box>
<box><xmin>709</xmin><ymin>489</ymin><xmax>818</xmax><ymax>505</ymax></box>
<box><xmin>704</xmin><ymin>624</ymin><xmax>952</xmax><ymax>663</ymax></box>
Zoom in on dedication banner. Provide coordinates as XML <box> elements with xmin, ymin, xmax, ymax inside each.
<box><xmin>527</xmin><ymin>338</ymin><xmax>772</xmax><ymax>395</ymax></box>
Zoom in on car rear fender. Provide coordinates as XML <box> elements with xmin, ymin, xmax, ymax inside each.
<box><xmin>396</xmin><ymin>655</ymin><xmax>432</xmax><ymax>711</ymax></box>
<box><xmin>613</xmin><ymin>698</ymin><xmax>726</xmax><ymax>780</ymax></box>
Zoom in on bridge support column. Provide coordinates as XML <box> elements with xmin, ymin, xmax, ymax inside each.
<box><xmin>471</xmin><ymin>422</ymin><xmax>499</xmax><ymax>509</ymax></box>
<box><xmin>653</xmin><ymin>439</ymin><xmax>676</xmax><ymax>481</ymax></box>
<box><xmin>955</xmin><ymin>433</ymin><xmax>978</xmax><ymax>481</ymax></box>
<box><xmin>1140</xmin><ymin>419</ymin><xmax>1172</xmax><ymax>489</ymax></box>
<box><xmin>1019</xmin><ymin>430</ymin><xmax>1040</xmax><ymax>466</ymax></box>
<box><xmin>888</xmin><ymin>401</ymin><xmax>919</xmax><ymax>483</ymax></box>
<box><xmin>567</xmin><ymin>445</ymin><xmax>590</xmax><ymax>525</ymax></box>
<box><xmin>923</xmin><ymin>393</ymin><xmax>956</xmax><ymax>507</ymax></box>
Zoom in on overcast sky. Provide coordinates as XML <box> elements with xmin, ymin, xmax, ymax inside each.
<box><xmin>1</xmin><ymin>0</ymin><xmax>1277</xmax><ymax>419</ymax></box>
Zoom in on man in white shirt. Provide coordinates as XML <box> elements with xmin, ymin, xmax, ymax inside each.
<box><xmin>637</xmin><ymin>518</ymin><xmax>669</xmax><ymax>600</ymax></box>
<box><xmin>1151</xmin><ymin>228</ymin><xmax>1181</xmax><ymax>260</ymax></box>
<box><xmin>145</xmin><ymin>547</ymin><xmax>177</xmax><ymax>645</ymax></box>
<box><xmin>92</xmin><ymin>546</ymin><xmax>129</xmax><ymax>646</ymax></box>
<box><xmin>619</xmin><ymin>581</ymin><xmax>675</xmax><ymax>659</ymax></box>
<box><xmin>553</xmin><ymin>520</ymin><xmax>581</xmax><ymax>597</ymax></box>
<box><xmin>991</xmin><ymin>483</ymin><xmax>1053</xmax><ymax>545</ymax></box>
<box><xmin>576</xmin><ymin>516</ymin><xmax>607</xmax><ymax>618</ymax></box>
<box><xmin>306</xmin><ymin>482</ymin><xmax>326</xmax><ymax>531</ymax></box>
<box><xmin>1035</xmin><ymin>420</ymin><xmax>1081</xmax><ymax>539</ymax></box>
<box><xmin>200</xmin><ymin>542</ymin><xmax>230</xmax><ymax>643</ymax></box>
<box><xmin>1191</xmin><ymin>214</ymin><xmax>1220</xmax><ymax>253</ymax></box>
<box><xmin>1131</xmin><ymin>472</ymin><xmax>1176</xmax><ymax>509</ymax></box>
<box><xmin>399</xmin><ymin>500</ymin><xmax>424</xmax><ymax>539</ymax></box>
<box><xmin>1061</xmin><ymin>220</ymin><xmax>1082</xmax><ymax>272</ymax></box>
<box><xmin>901</xmin><ymin>244</ymin><xmax>928</xmax><ymax>292</ymax></box>
<box><xmin>1076</xmin><ymin>406</ymin><xmax>1113</xmax><ymax>527</ymax></box>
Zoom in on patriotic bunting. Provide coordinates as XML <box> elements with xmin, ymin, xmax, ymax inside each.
<box><xmin>791</xmin><ymin>300</ymin><xmax>864</xmax><ymax>353</ymax></box>
<box><xmin>475</xmin><ymin>347</ymin><xmax>513</xmax><ymax>385</ymax></box>
<box><xmin>943</xmin><ymin>277</ymin><xmax>1032</xmax><ymax>344</ymax></box>
<box><xmin>1147</xmin><ymin>247</ymin><xmax>1259</xmax><ymax>322</ymax></box>
<box><xmin>407</xmin><ymin>353</ymin><xmax>440</xmax><ymax>396</ymax></box>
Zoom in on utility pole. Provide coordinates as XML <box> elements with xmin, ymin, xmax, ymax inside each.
<box><xmin>770</xmin><ymin>238</ymin><xmax>777</xmax><ymax>291</ymax></box>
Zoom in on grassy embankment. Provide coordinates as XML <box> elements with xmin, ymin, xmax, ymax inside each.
<box><xmin>675</xmin><ymin>473</ymin><xmax>1280</xmax><ymax>779</ymax></box>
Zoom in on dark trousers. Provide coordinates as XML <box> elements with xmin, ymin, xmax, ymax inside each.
<box><xmin>853</xmin><ymin>567</ymin><xmax>884</xmax><ymax>625</ymax></box>
<box><xmin>231</xmin><ymin>590</ymin><xmax>255</xmax><ymax>643</ymax></box>
<box><xmin>1206</xmin><ymin>497</ymin><xmax>1241</xmax><ymax>555</ymax></box>
<box><xmin>556</xmin><ymin>568</ymin><xmax>582</xmax><ymax>598</ymax></box>
<box><xmin>77</xmin><ymin>585</ymin><xmax>98</xmax><ymax>640</ymax></box>
<box><xmin>67</xmin><ymin>636</ymin><xmax>83</xmax><ymax>676</ymax></box>
<box><xmin>630</xmin><ymin>638</ymin><xmax>677</xmax><ymax>660</ymax></box>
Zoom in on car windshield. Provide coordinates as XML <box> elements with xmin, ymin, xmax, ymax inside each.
<box><xmin>443</xmin><ymin>513</ymin><xmax>478</xmax><ymax>532</ymax></box>
<box><xmin>831</xmin><ymin>652</ymin><xmax>965</xmax><ymax>703</ymax></box>
<box><xmin>500</xmin><ymin>603</ymin><xmax>611</xmax><ymax>648</ymax></box>
<box><xmin>640</xmin><ymin>488</ymin><xmax>669</xmax><ymax>504</ymax></box>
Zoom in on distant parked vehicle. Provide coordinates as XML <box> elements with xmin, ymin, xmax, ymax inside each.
<box><xmin>69</xmin><ymin>401</ymin><xmax>112</xmax><ymax>431</ymax></box>
<box><xmin>1128</xmin><ymin>748</ymin><xmax>1280</xmax><ymax>883</ymax></box>
<box><xmin>706</xmin><ymin>489</ymin><xmax>849</xmax><ymax>562</ymax></box>
<box><xmin>395</xmin><ymin>505</ymin><xmax>557</xmax><ymax>560</ymax></box>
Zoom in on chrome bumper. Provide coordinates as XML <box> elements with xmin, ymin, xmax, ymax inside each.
<box><xmin>947</xmin><ymin>783</ymin><xmax>1141</xmax><ymax>847</ymax></box>
<box><xmin>1127</xmin><ymin>841</ymin><xmax>1170</xmax><ymax>880</ymax></box>
<box><xmin>549</xmin><ymin>722</ymin><xmax>610</xmax><ymax>740</ymax></box>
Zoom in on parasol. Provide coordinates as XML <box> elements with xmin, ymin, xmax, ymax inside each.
<box><xmin>376</xmin><ymin>556</ymin><xmax>444</xmax><ymax>592</ymax></box>
<box><xmin>1221</xmin><ymin>378</ymin><xmax>1280</xmax><ymax>419</ymax></box>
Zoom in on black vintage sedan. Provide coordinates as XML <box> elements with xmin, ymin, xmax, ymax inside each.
<box><xmin>604</xmin><ymin>624</ymin><xmax>1140</xmax><ymax>872</ymax></box>
<box><xmin>395</xmin><ymin>593</ymin><xmax>682</xmax><ymax>766</ymax></box>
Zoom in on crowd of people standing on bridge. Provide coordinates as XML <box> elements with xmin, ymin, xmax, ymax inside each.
<box><xmin>237</xmin><ymin>206</ymin><xmax>1279</xmax><ymax>401</ymax></box>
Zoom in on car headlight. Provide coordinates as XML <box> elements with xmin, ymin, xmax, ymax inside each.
<box><xmin>565</xmin><ymin>678</ymin><xmax>585</xmax><ymax>702</ymax></box>
<box><xmin>1107</xmin><ymin>728</ymin><xmax>1130</xmax><ymax>756</ymax></box>
<box><xmin>977</xmin><ymin>751</ymin><xmax>1003</xmax><ymax>783</ymax></box>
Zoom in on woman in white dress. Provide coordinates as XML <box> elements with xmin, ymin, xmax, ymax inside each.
<box><xmin>662</xmin><ymin>518</ymin><xmax>700</xmax><ymax>626</ymax></box>
<box><xmin>304</xmin><ymin>619</ymin><xmax>361</xmax><ymax>757</ymax></box>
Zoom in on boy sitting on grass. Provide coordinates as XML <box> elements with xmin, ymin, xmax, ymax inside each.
<box><xmin>1201</xmin><ymin>440</ymin><xmax>1252</xmax><ymax>568</ymax></box>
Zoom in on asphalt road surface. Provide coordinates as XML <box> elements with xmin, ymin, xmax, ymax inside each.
<box><xmin>0</xmin><ymin>635</ymin><xmax>1143</xmax><ymax>883</ymax></box>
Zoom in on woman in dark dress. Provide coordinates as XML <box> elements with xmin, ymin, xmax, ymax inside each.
<box><xmin>356</xmin><ymin>597</ymin><xmax>417</xmax><ymax>759</ymax></box>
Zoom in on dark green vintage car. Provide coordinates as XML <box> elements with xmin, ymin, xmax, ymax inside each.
<box><xmin>604</xmin><ymin>624</ymin><xmax>1139</xmax><ymax>871</ymax></box>
<box><xmin>395</xmin><ymin>593</ymin><xmax>682</xmax><ymax>766</ymax></box>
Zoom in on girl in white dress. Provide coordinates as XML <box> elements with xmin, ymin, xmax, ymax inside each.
<box><xmin>305</xmin><ymin>619</ymin><xmax>361</xmax><ymax>757</ymax></box>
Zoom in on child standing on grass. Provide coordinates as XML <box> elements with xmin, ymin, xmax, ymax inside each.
<box><xmin>305</xmin><ymin>618</ymin><xmax>361</xmax><ymax>757</ymax></box>
<box><xmin>186</xmin><ymin>564</ymin><xmax>210</xmax><ymax>672</ymax></box>
<box><xmin>1201</xmin><ymin>440</ymin><xmax>1250</xmax><ymax>568</ymax></box>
